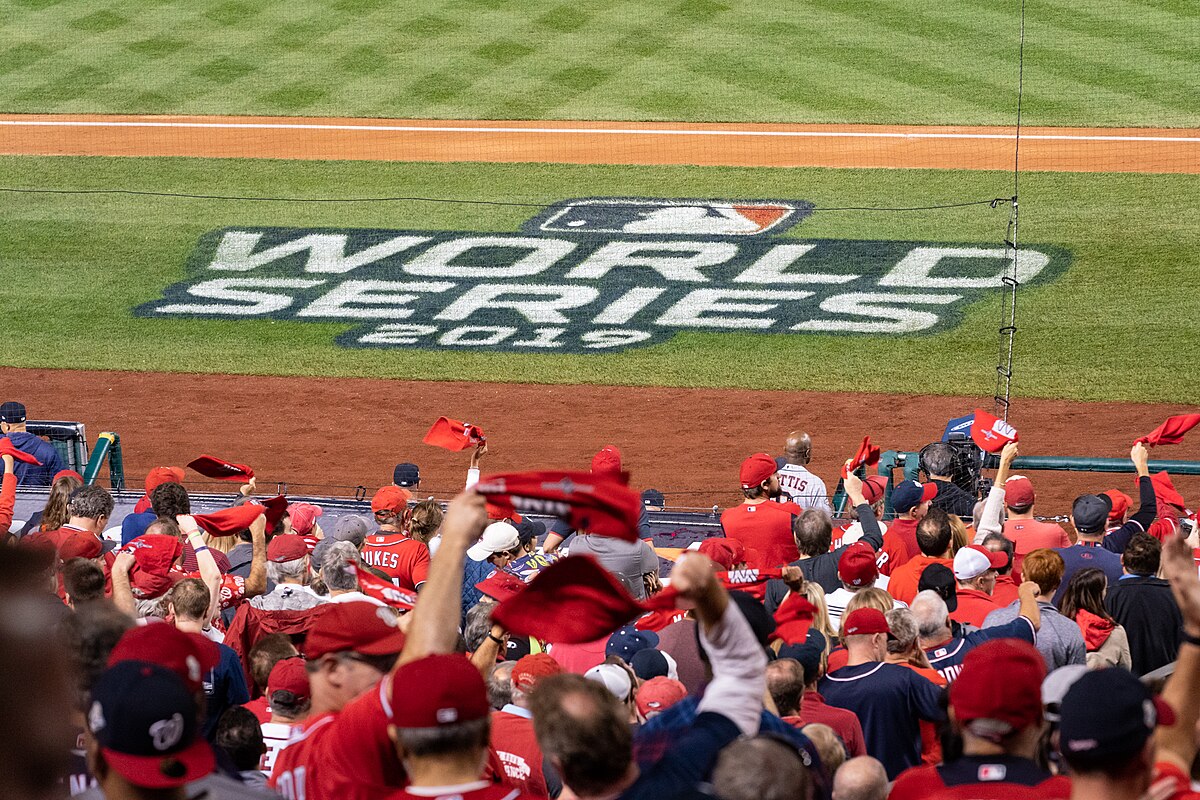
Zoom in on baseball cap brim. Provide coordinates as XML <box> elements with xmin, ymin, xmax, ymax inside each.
<box><xmin>355</xmin><ymin>627</ymin><xmax>408</xmax><ymax>657</ymax></box>
<box><xmin>103</xmin><ymin>739</ymin><xmax>215</xmax><ymax>790</ymax></box>
<box><xmin>919</xmin><ymin>483</ymin><xmax>938</xmax><ymax>503</ymax></box>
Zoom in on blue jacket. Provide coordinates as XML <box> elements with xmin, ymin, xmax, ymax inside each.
<box><xmin>3</xmin><ymin>432</ymin><xmax>67</xmax><ymax>486</ymax></box>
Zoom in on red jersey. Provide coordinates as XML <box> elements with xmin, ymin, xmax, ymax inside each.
<box><xmin>890</xmin><ymin>755</ymin><xmax>1070</xmax><ymax>799</ymax></box>
<box><xmin>490</xmin><ymin>710</ymin><xmax>549</xmax><ymax>799</ymax></box>
<box><xmin>877</xmin><ymin>518</ymin><xmax>919</xmax><ymax>577</ymax></box>
<box><xmin>271</xmin><ymin>679</ymin><xmax>405</xmax><ymax>800</ymax></box>
<box><xmin>243</xmin><ymin>695</ymin><xmax>271</xmax><ymax>724</ymax></box>
<box><xmin>361</xmin><ymin>533</ymin><xmax>431</xmax><ymax>591</ymax></box>
<box><xmin>950</xmin><ymin>588</ymin><xmax>1002</xmax><ymax>628</ymax></box>
<box><xmin>720</xmin><ymin>501</ymin><xmax>801</xmax><ymax>570</ymax></box>
<box><xmin>888</xmin><ymin>555</ymin><xmax>953</xmax><ymax>604</ymax></box>
<box><xmin>385</xmin><ymin>784</ymin><xmax>520</xmax><ymax>800</ymax></box>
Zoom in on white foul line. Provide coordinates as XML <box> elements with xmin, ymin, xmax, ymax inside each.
<box><xmin>0</xmin><ymin>119</ymin><xmax>1198</xmax><ymax>143</ymax></box>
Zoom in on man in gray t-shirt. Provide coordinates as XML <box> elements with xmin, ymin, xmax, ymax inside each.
<box><xmin>568</xmin><ymin>533</ymin><xmax>660</xmax><ymax>600</ymax></box>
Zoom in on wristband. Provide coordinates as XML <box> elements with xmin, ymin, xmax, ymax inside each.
<box><xmin>487</xmin><ymin>633</ymin><xmax>505</xmax><ymax>645</ymax></box>
<box><xmin>194</xmin><ymin>546</ymin><xmax>210</xmax><ymax>554</ymax></box>
<box><xmin>1182</xmin><ymin>630</ymin><xmax>1200</xmax><ymax>647</ymax></box>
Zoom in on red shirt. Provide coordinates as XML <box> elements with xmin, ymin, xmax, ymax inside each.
<box><xmin>720</xmin><ymin>501</ymin><xmax>801</xmax><ymax>570</ymax></box>
<box><xmin>271</xmin><ymin>680</ymin><xmax>406</xmax><ymax>800</ymax></box>
<box><xmin>991</xmin><ymin>574</ymin><xmax>1020</xmax><ymax>607</ymax></box>
<box><xmin>243</xmin><ymin>695</ymin><xmax>271</xmax><ymax>724</ymax></box>
<box><xmin>888</xmin><ymin>555</ymin><xmax>954</xmax><ymax>604</ymax></box>
<box><xmin>878</xmin><ymin>518</ymin><xmax>919</xmax><ymax>576</ymax></box>
<box><xmin>1003</xmin><ymin>519</ymin><xmax>1070</xmax><ymax>578</ymax></box>
<box><xmin>896</xmin><ymin>662</ymin><xmax>947</xmax><ymax>766</ymax></box>
<box><xmin>490</xmin><ymin>710</ymin><xmax>549</xmax><ymax>799</ymax></box>
<box><xmin>783</xmin><ymin>690</ymin><xmax>867</xmax><ymax>757</ymax></box>
<box><xmin>950</xmin><ymin>588</ymin><xmax>1002</xmax><ymax>628</ymax></box>
<box><xmin>547</xmin><ymin>637</ymin><xmax>607</xmax><ymax>674</ymax></box>
<box><xmin>386</xmin><ymin>785</ymin><xmax>520</xmax><ymax>800</ymax></box>
<box><xmin>361</xmin><ymin>533</ymin><xmax>431</xmax><ymax>590</ymax></box>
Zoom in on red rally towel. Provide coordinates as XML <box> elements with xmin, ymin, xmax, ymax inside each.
<box><xmin>771</xmin><ymin>593</ymin><xmax>817</xmax><ymax>645</ymax></box>
<box><xmin>121</xmin><ymin>533</ymin><xmax>185</xmax><ymax>599</ymax></box>
<box><xmin>474</xmin><ymin>470</ymin><xmax>641</xmax><ymax>542</ymax></box>
<box><xmin>970</xmin><ymin>410</ymin><xmax>1019</xmax><ymax>454</ymax></box>
<box><xmin>349</xmin><ymin>562</ymin><xmax>418</xmax><ymax>610</ymax></box>
<box><xmin>423</xmin><ymin>417</ymin><xmax>487</xmax><ymax>452</ymax></box>
<box><xmin>841</xmin><ymin>436</ymin><xmax>881</xmax><ymax>478</ymax></box>
<box><xmin>250</xmin><ymin>495</ymin><xmax>290</xmax><ymax>530</ymax></box>
<box><xmin>193</xmin><ymin>504</ymin><xmax>265</xmax><ymax>537</ymax></box>
<box><xmin>187</xmin><ymin>454</ymin><xmax>255</xmax><ymax>482</ymax></box>
<box><xmin>1136</xmin><ymin>414</ymin><xmax>1200</xmax><ymax>447</ymax></box>
<box><xmin>1142</xmin><ymin>471</ymin><xmax>1187</xmax><ymax>509</ymax></box>
<box><xmin>0</xmin><ymin>437</ymin><xmax>41</xmax><ymax>465</ymax></box>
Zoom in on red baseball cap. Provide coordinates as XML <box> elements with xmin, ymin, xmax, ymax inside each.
<box><xmin>1102</xmin><ymin>490</ymin><xmax>1132</xmax><ymax>522</ymax></box>
<box><xmin>304</xmin><ymin>602</ymin><xmax>406</xmax><ymax>659</ymax></box>
<box><xmin>267</xmin><ymin>534</ymin><xmax>308</xmax><ymax>563</ymax></box>
<box><xmin>288</xmin><ymin>503</ymin><xmax>323</xmax><ymax>536</ymax></box>
<box><xmin>842</xmin><ymin>608</ymin><xmax>890</xmax><ymax>636</ymax></box>
<box><xmin>740</xmin><ymin>453</ymin><xmax>777</xmax><ymax>490</ymax></box>
<box><xmin>861</xmin><ymin>475</ymin><xmax>889</xmax><ymax>505</ymax></box>
<box><xmin>512</xmin><ymin>653</ymin><xmax>563</xmax><ymax>692</ymax></box>
<box><xmin>474</xmin><ymin>569</ymin><xmax>527</xmax><ymax>603</ymax></box>
<box><xmin>145</xmin><ymin>466</ymin><xmax>185</xmax><ymax>494</ymax></box>
<box><xmin>591</xmin><ymin>445</ymin><xmax>623</xmax><ymax>475</ymax></box>
<box><xmin>53</xmin><ymin>469</ymin><xmax>84</xmax><ymax>484</ymax></box>
<box><xmin>267</xmin><ymin>657</ymin><xmax>310</xmax><ymax>702</ymax></box>
<box><xmin>698</xmin><ymin>538</ymin><xmax>741</xmax><ymax>570</ymax></box>
<box><xmin>108</xmin><ymin>622</ymin><xmax>220</xmax><ymax>694</ymax></box>
<box><xmin>1004</xmin><ymin>475</ymin><xmax>1036</xmax><ymax>509</ymax></box>
<box><xmin>389</xmin><ymin>654</ymin><xmax>490</xmax><ymax>728</ymax></box>
<box><xmin>635</xmin><ymin>676</ymin><xmax>688</xmax><ymax>718</ymax></box>
<box><xmin>371</xmin><ymin>485</ymin><xmax>412</xmax><ymax>514</ymax></box>
<box><xmin>950</xmin><ymin>639</ymin><xmax>1046</xmax><ymax>730</ymax></box>
<box><xmin>837</xmin><ymin>542</ymin><xmax>879</xmax><ymax>587</ymax></box>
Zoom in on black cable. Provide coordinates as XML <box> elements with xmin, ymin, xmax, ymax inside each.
<box><xmin>0</xmin><ymin>185</ymin><xmax>1011</xmax><ymax>214</ymax></box>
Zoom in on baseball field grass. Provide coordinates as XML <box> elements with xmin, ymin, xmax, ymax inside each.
<box><xmin>1</xmin><ymin>154</ymin><xmax>1196</xmax><ymax>403</ymax></box>
<box><xmin>1</xmin><ymin>0</ymin><xmax>1197</xmax><ymax>127</ymax></box>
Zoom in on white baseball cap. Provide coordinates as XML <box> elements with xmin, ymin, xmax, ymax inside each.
<box><xmin>585</xmin><ymin>663</ymin><xmax>633</xmax><ymax>702</ymax></box>
<box><xmin>953</xmin><ymin>545</ymin><xmax>1008</xmax><ymax>581</ymax></box>
<box><xmin>466</xmin><ymin>522</ymin><xmax>520</xmax><ymax>562</ymax></box>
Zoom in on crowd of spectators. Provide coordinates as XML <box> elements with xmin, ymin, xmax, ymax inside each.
<box><xmin>2</xmin><ymin>397</ymin><xmax>1200</xmax><ymax>800</ymax></box>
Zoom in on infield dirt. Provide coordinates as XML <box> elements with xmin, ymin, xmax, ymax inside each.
<box><xmin>7</xmin><ymin>366</ymin><xmax>1195</xmax><ymax>515</ymax></box>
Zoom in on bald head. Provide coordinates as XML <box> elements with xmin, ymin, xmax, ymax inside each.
<box><xmin>832</xmin><ymin>756</ymin><xmax>888</xmax><ymax>800</ymax></box>
<box><xmin>784</xmin><ymin>431</ymin><xmax>813</xmax><ymax>464</ymax></box>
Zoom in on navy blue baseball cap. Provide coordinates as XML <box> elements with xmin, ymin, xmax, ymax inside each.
<box><xmin>0</xmin><ymin>401</ymin><xmax>26</xmax><ymax>424</ymax></box>
<box><xmin>606</xmin><ymin>626</ymin><xmax>659</xmax><ymax>663</ymax></box>
<box><xmin>393</xmin><ymin>463</ymin><xmax>420</xmax><ymax>487</ymax></box>
<box><xmin>641</xmin><ymin>489</ymin><xmax>665</xmax><ymax>508</ymax></box>
<box><xmin>631</xmin><ymin>648</ymin><xmax>669</xmax><ymax>681</ymax></box>
<box><xmin>88</xmin><ymin>660</ymin><xmax>215</xmax><ymax>789</ymax></box>
<box><xmin>1072</xmin><ymin>495</ymin><xmax>1110</xmax><ymax>535</ymax></box>
<box><xmin>1059</xmin><ymin>667</ymin><xmax>1175</xmax><ymax>768</ymax></box>
<box><xmin>892</xmin><ymin>480</ymin><xmax>937</xmax><ymax>513</ymax></box>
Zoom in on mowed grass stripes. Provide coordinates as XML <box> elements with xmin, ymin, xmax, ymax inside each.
<box><xmin>0</xmin><ymin>0</ymin><xmax>1195</xmax><ymax>126</ymax></box>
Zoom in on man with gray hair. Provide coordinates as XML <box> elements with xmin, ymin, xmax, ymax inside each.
<box><xmin>487</xmin><ymin>661</ymin><xmax>516</xmax><ymax>710</ymax></box>
<box><xmin>913</xmin><ymin>582</ymin><xmax>1039</xmax><ymax>683</ymax></box>
<box><xmin>250</xmin><ymin>534</ymin><xmax>326</xmax><ymax>611</ymax></box>
<box><xmin>832</xmin><ymin>755</ymin><xmax>888</xmax><ymax>800</ymax></box>
<box><xmin>28</xmin><ymin>484</ymin><xmax>114</xmax><ymax>563</ymax></box>
<box><xmin>319</xmin><ymin>540</ymin><xmax>385</xmax><ymax>607</ymax></box>
<box><xmin>712</xmin><ymin>736</ymin><xmax>813</xmax><ymax>800</ymax></box>
<box><xmin>920</xmin><ymin>441</ymin><xmax>975</xmax><ymax>518</ymax></box>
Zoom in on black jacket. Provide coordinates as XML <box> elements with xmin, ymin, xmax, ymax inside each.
<box><xmin>1107</xmin><ymin>575</ymin><xmax>1181</xmax><ymax>676</ymax></box>
<box><xmin>764</xmin><ymin>502</ymin><xmax>883</xmax><ymax>613</ymax></box>
<box><xmin>931</xmin><ymin>479</ymin><xmax>976</xmax><ymax>519</ymax></box>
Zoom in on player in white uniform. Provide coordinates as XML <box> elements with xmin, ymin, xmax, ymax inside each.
<box><xmin>776</xmin><ymin>430</ymin><xmax>834</xmax><ymax>516</ymax></box>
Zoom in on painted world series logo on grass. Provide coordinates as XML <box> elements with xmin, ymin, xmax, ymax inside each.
<box><xmin>137</xmin><ymin>197</ymin><xmax>1070</xmax><ymax>353</ymax></box>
